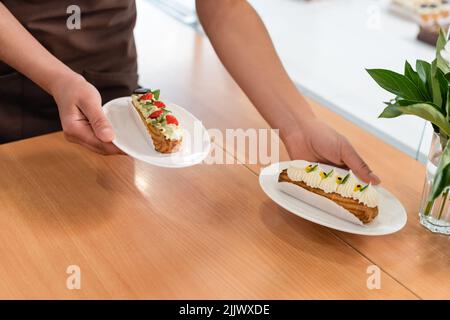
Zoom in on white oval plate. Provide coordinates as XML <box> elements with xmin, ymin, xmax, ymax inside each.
<box><xmin>259</xmin><ymin>162</ymin><xmax>407</xmax><ymax>236</ymax></box>
<box><xmin>103</xmin><ymin>97</ymin><xmax>210</xmax><ymax>168</ymax></box>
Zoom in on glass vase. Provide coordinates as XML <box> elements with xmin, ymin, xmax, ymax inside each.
<box><xmin>419</xmin><ymin>132</ymin><xmax>450</xmax><ymax>234</ymax></box>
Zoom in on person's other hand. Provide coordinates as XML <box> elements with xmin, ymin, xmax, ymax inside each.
<box><xmin>283</xmin><ymin>118</ymin><xmax>380</xmax><ymax>184</ymax></box>
<box><xmin>51</xmin><ymin>73</ymin><xmax>123</xmax><ymax>155</ymax></box>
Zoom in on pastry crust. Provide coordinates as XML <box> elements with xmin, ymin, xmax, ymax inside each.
<box><xmin>131</xmin><ymin>95</ymin><xmax>182</xmax><ymax>154</ymax></box>
<box><xmin>278</xmin><ymin>169</ymin><xmax>378</xmax><ymax>224</ymax></box>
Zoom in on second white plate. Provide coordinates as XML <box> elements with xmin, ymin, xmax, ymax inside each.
<box><xmin>103</xmin><ymin>97</ymin><xmax>210</xmax><ymax>168</ymax></box>
<box><xmin>259</xmin><ymin>162</ymin><xmax>407</xmax><ymax>236</ymax></box>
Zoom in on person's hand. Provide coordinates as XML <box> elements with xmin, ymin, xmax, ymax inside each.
<box><xmin>282</xmin><ymin>117</ymin><xmax>381</xmax><ymax>184</ymax></box>
<box><xmin>51</xmin><ymin>73</ymin><xmax>123</xmax><ymax>155</ymax></box>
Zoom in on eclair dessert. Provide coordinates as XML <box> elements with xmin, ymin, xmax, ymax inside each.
<box><xmin>278</xmin><ymin>160</ymin><xmax>379</xmax><ymax>224</ymax></box>
<box><xmin>131</xmin><ymin>88</ymin><xmax>183</xmax><ymax>153</ymax></box>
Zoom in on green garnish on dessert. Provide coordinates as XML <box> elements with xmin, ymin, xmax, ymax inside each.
<box><xmin>305</xmin><ymin>164</ymin><xmax>318</xmax><ymax>173</ymax></box>
<box><xmin>320</xmin><ymin>169</ymin><xmax>334</xmax><ymax>179</ymax></box>
<box><xmin>336</xmin><ymin>173</ymin><xmax>350</xmax><ymax>184</ymax></box>
<box><xmin>131</xmin><ymin>88</ymin><xmax>183</xmax><ymax>153</ymax></box>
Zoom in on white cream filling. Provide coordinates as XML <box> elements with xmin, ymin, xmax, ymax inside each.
<box><xmin>357</xmin><ymin>185</ymin><xmax>378</xmax><ymax>208</ymax></box>
<box><xmin>303</xmin><ymin>166</ymin><xmax>322</xmax><ymax>188</ymax></box>
<box><xmin>286</xmin><ymin>162</ymin><xmax>379</xmax><ymax>207</ymax></box>
<box><xmin>320</xmin><ymin>171</ymin><xmax>337</xmax><ymax>193</ymax></box>
<box><xmin>337</xmin><ymin>172</ymin><xmax>358</xmax><ymax>199</ymax></box>
<box><xmin>287</xmin><ymin>160</ymin><xmax>310</xmax><ymax>181</ymax></box>
<box><xmin>155</xmin><ymin>123</ymin><xmax>184</xmax><ymax>141</ymax></box>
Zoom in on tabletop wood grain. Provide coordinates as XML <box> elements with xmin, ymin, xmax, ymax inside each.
<box><xmin>0</xmin><ymin>1</ymin><xmax>443</xmax><ymax>299</ymax></box>
<box><xmin>0</xmin><ymin>134</ymin><xmax>414</xmax><ymax>299</ymax></box>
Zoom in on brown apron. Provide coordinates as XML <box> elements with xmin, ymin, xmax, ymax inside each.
<box><xmin>0</xmin><ymin>0</ymin><xmax>139</xmax><ymax>143</ymax></box>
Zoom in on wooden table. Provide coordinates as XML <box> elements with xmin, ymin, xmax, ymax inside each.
<box><xmin>0</xmin><ymin>2</ymin><xmax>448</xmax><ymax>299</ymax></box>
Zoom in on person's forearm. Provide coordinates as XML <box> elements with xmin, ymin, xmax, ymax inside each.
<box><xmin>196</xmin><ymin>0</ymin><xmax>315</xmax><ymax>139</ymax></box>
<box><xmin>0</xmin><ymin>3</ymin><xmax>79</xmax><ymax>95</ymax></box>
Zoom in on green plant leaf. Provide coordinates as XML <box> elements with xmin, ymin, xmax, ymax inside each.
<box><xmin>404</xmin><ymin>61</ymin><xmax>418</xmax><ymax>81</ymax></box>
<box><xmin>378</xmin><ymin>103</ymin><xmax>450</xmax><ymax>136</ymax></box>
<box><xmin>429</xmin><ymin>139</ymin><xmax>450</xmax><ymax>201</ymax></box>
<box><xmin>393</xmin><ymin>98</ymin><xmax>442</xmax><ymax>109</ymax></box>
<box><xmin>378</xmin><ymin>105</ymin><xmax>403</xmax><ymax>118</ymax></box>
<box><xmin>395</xmin><ymin>100</ymin><xmax>442</xmax><ymax>135</ymax></box>
<box><xmin>416</xmin><ymin>60</ymin><xmax>431</xmax><ymax>86</ymax></box>
<box><xmin>430</xmin><ymin>60</ymin><xmax>443</xmax><ymax>107</ymax></box>
<box><xmin>436</xmin><ymin>29</ymin><xmax>450</xmax><ymax>74</ymax></box>
<box><xmin>437</xmin><ymin>68</ymin><xmax>448</xmax><ymax>101</ymax></box>
<box><xmin>367</xmin><ymin>69</ymin><xmax>425</xmax><ymax>101</ymax></box>
<box><xmin>437</xmin><ymin>28</ymin><xmax>447</xmax><ymax>53</ymax></box>
<box><xmin>396</xmin><ymin>99</ymin><xmax>442</xmax><ymax>112</ymax></box>
<box><xmin>380</xmin><ymin>98</ymin><xmax>441</xmax><ymax>118</ymax></box>
<box><xmin>404</xmin><ymin>61</ymin><xmax>431</xmax><ymax>100</ymax></box>
<box><xmin>447</xmin><ymin>88</ymin><xmax>450</xmax><ymax>121</ymax></box>
<box><xmin>436</xmin><ymin>65</ymin><xmax>448</xmax><ymax>84</ymax></box>
<box><xmin>416</xmin><ymin>60</ymin><xmax>441</xmax><ymax>105</ymax></box>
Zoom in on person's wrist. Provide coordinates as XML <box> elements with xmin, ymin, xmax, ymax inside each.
<box><xmin>279</xmin><ymin>106</ymin><xmax>317</xmax><ymax>142</ymax></box>
<box><xmin>48</xmin><ymin>69</ymin><xmax>85</xmax><ymax>97</ymax></box>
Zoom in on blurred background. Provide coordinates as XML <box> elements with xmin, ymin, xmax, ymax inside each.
<box><xmin>140</xmin><ymin>0</ymin><xmax>450</xmax><ymax>162</ymax></box>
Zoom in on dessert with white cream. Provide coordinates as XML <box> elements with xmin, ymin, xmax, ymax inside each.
<box><xmin>279</xmin><ymin>160</ymin><xmax>379</xmax><ymax>224</ymax></box>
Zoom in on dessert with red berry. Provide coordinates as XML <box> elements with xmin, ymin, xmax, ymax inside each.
<box><xmin>131</xmin><ymin>88</ymin><xmax>183</xmax><ymax>153</ymax></box>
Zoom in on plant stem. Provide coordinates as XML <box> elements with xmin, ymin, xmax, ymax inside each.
<box><xmin>424</xmin><ymin>200</ymin><xmax>434</xmax><ymax>216</ymax></box>
<box><xmin>437</xmin><ymin>189</ymin><xmax>449</xmax><ymax>220</ymax></box>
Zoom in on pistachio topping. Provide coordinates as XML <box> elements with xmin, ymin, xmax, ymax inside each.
<box><xmin>320</xmin><ymin>169</ymin><xmax>334</xmax><ymax>179</ymax></box>
<box><xmin>336</xmin><ymin>173</ymin><xmax>350</xmax><ymax>185</ymax></box>
<box><xmin>305</xmin><ymin>164</ymin><xmax>318</xmax><ymax>173</ymax></box>
<box><xmin>360</xmin><ymin>184</ymin><xmax>369</xmax><ymax>192</ymax></box>
<box><xmin>341</xmin><ymin>173</ymin><xmax>350</xmax><ymax>184</ymax></box>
